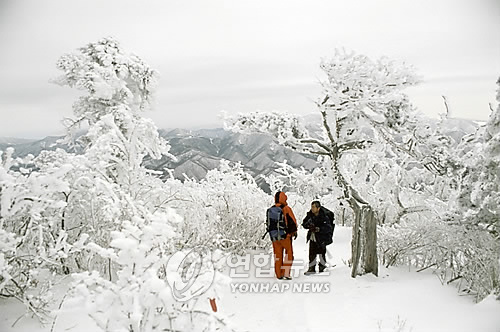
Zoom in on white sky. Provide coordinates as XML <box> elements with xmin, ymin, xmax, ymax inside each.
<box><xmin>0</xmin><ymin>0</ymin><xmax>498</xmax><ymax>138</ymax></box>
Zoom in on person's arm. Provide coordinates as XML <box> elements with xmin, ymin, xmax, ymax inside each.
<box><xmin>302</xmin><ymin>212</ymin><xmax>313</xmax><ymax>229</ymax></box>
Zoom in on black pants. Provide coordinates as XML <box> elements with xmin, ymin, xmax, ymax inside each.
<box><xmin>308</xmin><ymin>240</ymin><xmax>327</xmax><ymax>270</ymax></box>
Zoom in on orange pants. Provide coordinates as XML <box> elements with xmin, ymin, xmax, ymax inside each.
<box><xmin>272</xmin><ymin>236</ymin><xmax>294</xmax><ymax>278</ymax></box>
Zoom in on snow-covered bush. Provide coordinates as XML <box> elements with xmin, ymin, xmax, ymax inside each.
<box><xmin>0</xmin><ymin>148</ymin><xmax>75</xmax><ymax>320</ymax></box>
<box><xmin>201</xmin><ymin>161</ymin><xmax>270</xmax><ymax>253</ymax></box>
<box><xmin>163</xmin><ymin>160</ymin><xmax>270</xmax><ymax>254</ymax></box>
<box><xmin>69</xmin><ymin>211</ymin><xmax>232</xmax><ymax>332</ymax></box>
<box><xmin>0</xmin><ymin>229</ymin><xmax>18</xmax><ymax>295</ymax></box>
<box><xmin>379</xmin><ymin>219</ymin><xmax>498</xmax><ymax>301</ymax></box>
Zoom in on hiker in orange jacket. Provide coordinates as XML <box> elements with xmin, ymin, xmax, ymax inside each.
<box><xmin>268</xmin><ymin>191</ymin><xmax>298</xmax><ymax>280</ymax></box>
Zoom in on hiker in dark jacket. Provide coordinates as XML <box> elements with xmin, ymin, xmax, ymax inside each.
<box><xmin>302</xmin><ymin>201</ymin><xmax>335</xmax><ymax>274</ymax></box>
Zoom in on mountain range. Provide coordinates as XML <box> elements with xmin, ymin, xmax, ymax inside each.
<box><xmin>1</xmin><ymin>116</ymin><xmax>481</xmax><ymax>192</ymax></box>
<box><xmin>0</xmin><ymin>128</ymin><xmax>318</xmax><ymax>192</ymax></box>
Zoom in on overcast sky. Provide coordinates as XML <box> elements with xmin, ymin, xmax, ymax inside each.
<box><xmin>0</xmin><ymin>0</ymin><xmax>498</xmax><ymax>138</ymax></box>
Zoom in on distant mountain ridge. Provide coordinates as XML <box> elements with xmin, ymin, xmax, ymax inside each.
<box><xmin>152</xmin><ymin>128</ymin><xmax>318</xmax><ymax>191</ymax></box>
<box><xmin>0</xmin><ymin>137</ymin><xmax>38</xmax><ymax>145</ymax></box>
<box><xmin>1</xmin><ymin>117</ymin><xmax>480</xmax><ymax>192</ymax></box>
<box><xmin>0</xmin><ymin>128</ymin><xmax>318</xmax><ymax>192</ymax></box>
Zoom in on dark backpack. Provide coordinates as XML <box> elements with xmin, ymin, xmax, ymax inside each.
<box><xmin>266</xmin><ymin>205</ymin><xmax>287</xmax><ymax>242</ymax></box>
<box><xmin>323</xmin><ymin>207</ymin><xmax>335</xmax><ymax>240</ymax></box>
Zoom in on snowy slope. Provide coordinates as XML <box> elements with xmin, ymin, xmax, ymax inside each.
<box><xmin>1</xmin><ymin>227</ymin><xmax>499</xmax><ymax>332</ymax></box>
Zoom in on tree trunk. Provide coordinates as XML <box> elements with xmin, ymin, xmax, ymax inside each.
<box><xmin>349</xmin><ymin>194</ymin><xmax>378</xmax><ymax>277</ymax></box>
<box><xmin>350</xmin><ymin>200</ymin><xmax>362</xmax><ymax>278</ymax></box>
<box><xmin>363</xmin><ymin>205</ymin><xmax>378</xmax><ymax>276</ymax></box>
<box><xmin>341</xmin><ymin>207</ymin><xmax>345</xmax><ymax>226</ymax></box>
<box><xmin>330</xmin><ymin>161</ymin><xmax>379</xmax><ymax>278</ymax></box>
<box><xmin>317</xmin><ymin>107</ymin><xmax>378</xmax><ymax>278</ymax></box>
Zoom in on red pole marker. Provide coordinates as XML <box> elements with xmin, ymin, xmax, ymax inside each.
<box><xmin>209</xmin><ymin>298</ymin><xmax>217</xmax><ymax>312</ymax></box>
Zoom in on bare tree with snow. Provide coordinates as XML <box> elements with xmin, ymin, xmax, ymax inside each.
<box><xmin>225</xmin><ymin>49</ymin><xmax>429</xmax><ymax>277</ymax></box>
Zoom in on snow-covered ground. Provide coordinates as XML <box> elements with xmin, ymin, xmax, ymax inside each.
<box><xmin>1</xmin><ymin>226</ymin><xmax>499</xmax><ymax>332</ymax></box>
<box><xmin>221</xmin><ymin>227</ymin><xmax>500</xmax><ymax>332</ymax></box>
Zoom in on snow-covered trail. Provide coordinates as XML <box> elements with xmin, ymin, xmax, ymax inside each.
<box><xmin>219</xmin><ymin>226</ymin><xmax>500</xmax><ymax>332</ymax></box>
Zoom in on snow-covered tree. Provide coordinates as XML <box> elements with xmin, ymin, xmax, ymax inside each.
<box><xmin>53</xmin><ymin>37</ymin><xmax>172</xmax><ymax>188</ymax></box>
<box><xmin>377</xmin><ymin>79</ymin><xmax>500</xmax><ymax>301</ymax></box>
<box><xmin>447</xmin><ymin>78</ymin><xmax>500</xmax><ymax>298</ymax></box>
<box><xmin>48</xmin><ymin>38</ymin><xmax>236</xmax><ymax>330</ymax></box>
<box><xmin>225</xmin><ymin>50</ymin><xmax>424</xmax><ymax>277</ymax></box>
<box><xmin>453</xmin><ymin>80</ymin><xmax>500</xmax><ymax>234</ymax></box>
<box><xmin>50</xmin><ymin>37</ymin><xmax>177</xmax><ymax>266</ymax></box>
<box><xmin>54</xmin><ymin>37</ymin><xmax>158</xmax><ymax>125</ymax></box>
